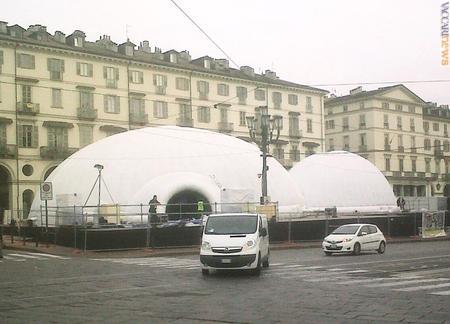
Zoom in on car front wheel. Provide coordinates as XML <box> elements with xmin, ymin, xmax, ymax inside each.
<box><xmin>353</xmin><ymin>242</ymin><xmax>361</xmax><ymax>255</ymax></box>
<box><xmin>377</xmin><ymin>241</ymin><xmax>386</xmax><ymax>254</ymax></box>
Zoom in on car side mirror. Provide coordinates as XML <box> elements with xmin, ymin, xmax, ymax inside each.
<box><xmin>260</xmin><ymin>227</ymin><xmax>267</xmax><ymax>237</ymax></box>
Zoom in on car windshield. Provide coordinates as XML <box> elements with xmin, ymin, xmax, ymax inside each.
<box><xmin>331</xmin><ymin>225</ymin><xmax>360</xmax><ymax>235</ymax></box>
<box><xmin>204</xmin><ymin>215</ymin><xmax>257</xmax><ymax>235</ymax></box>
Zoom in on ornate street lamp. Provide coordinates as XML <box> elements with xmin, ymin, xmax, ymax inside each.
<box><xmin>246</xmin><ymin>106</ymin><xmax>282</xmax><ymax>204</ymax></box>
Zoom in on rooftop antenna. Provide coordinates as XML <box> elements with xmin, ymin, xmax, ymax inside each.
<box><xmin>126</xmin><ymin>24</ymin><xmax>131</xmax><ymax>41</ymax></box>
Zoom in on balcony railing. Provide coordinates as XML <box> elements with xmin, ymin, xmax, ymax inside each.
<box><xmin>358</xmin><ymin>145</ymin><xmax>367</xmax><ymax>152</ymax></box>
<box><xmin>218</xmin><ymin>121</ymin><xmax>234</xmax><ymax>133</ymax></box>
<box><xmin>40</xmin><ymin>146</ymin><xmax>77</xmax><ymax>160</ymax></box>
<box><xmin>434</xmin><ymin>149</ymin><xmax>444</xmax><ymax>158</ymax></box>
<box><xmin>278</xmin><ymin>159</ymin><xmax>293</xmax><ymax>169</ymax></box>
<box><xmin>17</xmin><ymin>102</ymin><xmax>40</xmax><ymax>115</ymax></box>
<box><xmin>417</xmin><ymin>172</ymin><xmax>425</xmax><ymax>178</ymax></box>
<box><xmin>0</xmin><ymin>144</ymin><xmax>17</xmax><ymax>158</ymax></box>
<box><xmin>384</xmin><ymin>144</ymin><xmax>391</xmax><ymax>151</ymax></box>
<box><xmin>289</xmin><ymin>129</ymin><xmax>302</xmax><ymax>139</ymax></box>
<box><xmin>176</xmin><ymin>117</ymin><xmax>193</xmax><ymax>127</ymax></box>
<box><xmin>130</xmin><ymin>113</ymin><xmax>148</xmax><ymax>125</ymax></box>
<box><xmin>393</xmin><ymin>171</ymin><xmax>402</xmax><ymax>177</ymax></box>
<box><xmin>77</xmin><ymin>108</ymin><xmax>98</xmax><ymax>120</ymax></box>
<box><xmin>398</xmin><ymin>146</ymin><xmax>404</xmax><ymax>153</ymax></box>
<box><xmin>403</xmin><ymin>171</ymin><xmax>415</xmax><ymax>177</ymax></box>
<box><xmin>411</xmin><ymin>148</ymin><xmax>417</xmax><ymax>153</ymax></box>
<box><xmin>441</xmin><ymin>174</ymin><xmax>450</xmax><ymax>181</ymax></box>
<box><xmin>445</xmin><ymin>131</ymin><xmax>449</xmax><ymax>137</ymax></box>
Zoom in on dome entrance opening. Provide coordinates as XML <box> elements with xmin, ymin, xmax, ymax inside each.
<box><xmin>166</xmin><ymin>190</ymin><xmax>211</xmax><ymax>221</ymax></box>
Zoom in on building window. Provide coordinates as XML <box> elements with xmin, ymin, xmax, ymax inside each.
<box><xmin>153</xmin><ymin>74</ymin><xmax>167</xmax><ymax>94</ymax></box>
<box><xmin>291</xmin><ymin>145</ymin><xmax>300</xmax><ymax>162</ymax></box>
<box><xmin>399</xmin><ymin>158</ymin><xmax>404</xmax><ymax>173</ymax></box>
<box><xmin>326</xmin><ymin>120</ymin><xmax>335</xmax><ymax>130</ymax></box>
<box><xmin>385</xmin><ymin>157</ymin><xmax>391</xmax><ymax>171</ymax></box>
<box><xmin>306</xmin><ymin>119</ymin><xmax>313</xmax><ymax>133</ymax></box>
<box><xmin>288</xmin><ymin>94</ymin><xmax>298</xmax><ymax>105</ymax></box>
<box><xmin>21</xmin><ymin>84</ymin><xmax>32</xmax><ymax>104</ymax></box>
<box><xmin>328</xmin><ymin>138</ymin><xmax>334</xmax><ymax>151</ymax></box>
<box><xmin>397</xmin><ymin>116</ymin><xmax>402</xmax><ymax>130</ymax></box>
<box><xmin>274</xmin><ymin>115</ymin><xmax>283</xmax><ymax>130</ymax></box>
<box><xmin>220</xmin><ymin>107</ymin><xmax>229</xmax><ymax>123</ymax></box>
<box><xmin>47</xmin><ymin>127</ymin><xmax>68</xmax><ymax>149</ymax></box>
<box><xmin>433</xmin><ymin>122</ymin><xmax>440</xmax><ymax>131</ymax></box>
<box><xmin>327</xmin><ymin>108</ymin><xmax>333</xmax><ymax>115</ymax></box>
<box><xmin>0</xmin><ymin>50</ymin><xmax>3</xmax><ymax>74</ymax></box>
<box><xmin>382</xmin><ymin>102</ymin><xmax>390</xmax><ymax>109</ymax></box>
<box><xmin>395</xmin><ymin>104</ymin><xmax>403</xmax><ymax>111</ymax></box>
<box><xmin>425</xmin><ymin>158</ymin><xmax>431</xmax><ymax>173</ymax></box>
<box><xmin>359</xmin><ymin>114</ymin><xmax>366</xmax><ymax>128</ymax></box>
<box><xmin>289</xmin><ymin>115</ymin><xmax>300</xmax><ymax>136</ymax></box>
<box><xmin>255</xmin><ymin>89</ymin><xmax>265</xmax><ymax>101</ymax></box>
<box><xmin>79</xmin><ymin>91</ymin><xmax>94</xmax><ymax>110</ymax></box>
<box><xmin>435</xmin><ymin>160</ymin><xmax>441</xmax><ymax>174</ymax></box>
<box><xmin>130</xmin><ymin>70</ymin><xmax>143</xmax><ymax>84</ymax></box>
<box><xmin>176</xmin><ymin>77</ymin><xmax>189</xmax><ymax>91</ymax></box>
<box><xmin>77</xmin><ymin>62</ymin><xmax>93</xmax><ymax>77</ymax></box>
<box><xmin>47</xmin><ymin>58</ymin><xmax>65</xmax><ymax>81</ymax></box>
<box><xmin>424</xmin><ymin>138</ymin><xmax>431</xmax><ymax>150</ymax></box>
<box><xmin>51</xmin><ymin>88</ymin><xmax>62</xmax><ymax>108</ymax></box>
<box><xmin>130</xmin><ymin>97</ymin><xmax>145</xmax><ymax>117</ymax></box>
<box><xmin>104</xmin><ymin>66</ymin><xmax>119</xmax><ymax>88</ymax></box>
<box><xmin>381</xmin><ymin>115</ymin><xmax>388</xmax><ymax>129</ymax></box>
<box><xmin>410</xmin><ymin>118</ymin><xmax>415</xmax><ymax>131</ymax></box>
<box><xmin>360</xmin><ymin>133</ymin><xmax>366</xmax><ymax>146</ymax></box>
<box><xmin>272</xmin><ymin>92</ymin><xmax>282</xmax><ymax>109</ymax></box>
<box><xmin>0</xmin><ymin>124</ymin><xmax>6</xmax><ymax>146</ymax></box>
<box><xmin>217</xmin><ymin>83</ymin><xmax>229</xmax><ymax>96</ymax></box>
<box><xmin>444</xmin><ymin>140</ymin><xmax>450</xmax><ymax>152</ymax></box>
<box><xmin>197</xmin><ymin>106</ymin><xmax>210</xmax><ymax>123</ymax></box>
<box><xmin>239</xmin><ymin>111</ymin><xmax>246</xmax><ymax>126</ymax></box>
<box><xmin>197</xmin><ymin>80</ymin><xmax>209</xmax><ymax>100</ymax></box>
<box><xmin>411</xmin><ymin>136</ymin><xmax>416</xmax><ymax>151</ymax></box>
<box><xmin>104</xmin><ymin>95</ymin><xmax>120</xmax><ymax>113</ymax></box>
<box><xmin>179</xmin><ymin>103</ymin><xmax>192</xmax><ymax>121</ymax></box>
<box><xmin>306</xmin><ymin>96</ymin><xmax>313</xmax><ymax>112</ymax></box>
<box><xmin>79</xmin><ymin>125</ymin><xmax>93</xmax><ymax>147</ymax></box>
<box><xmin>236</xmin><ymin>86</ymin><xmax>248</xmax><ymax>105</ymax></box>
<box><xmin>17</xmin><ymin>53</ymin><xmax>35</xmax><ymax>69</ymax></box>
<box><xmin>411</xmin><ymin>159</ymin><xmax>417</xmax><ymax>173</ymax></box>
<box><xmin>359</xmin><ymin>101</ymin><xmax>365</xmax><ymax>109</ymax></box>
<box><xmin>408</xmin><ymin>105</ymin><xmax>416</xmax><ymax>113</ymax></box>
<box><xmin>169</xmin><ymin>53</ymin><xmax>178</xmax><ymax>63</ymax></box>
<box><xmin>19</xmin><ymin>125</ymin><xmax>38</xmax><ymax>148</ymax></box>
<box><xmin>398</xmin><ymin>134</ymin><xmax>404</xmax><ymax>151</ymax></box>
<box><xmin>342</xmin><ymin>117</ymin><xmax>349</xmax><ymax>131</ymax></box>
<box><xmin>343</xmin><ymin>105</ymin><xmax>348</xmax><ymax>112</ymax></box>
<box><xmin>153</xmin><ymin>101</ymin><xmax>168</xmax><ymax>118</ymax></box>
<box><xmin>343</xmin><ymin>135</ymin><xmax>349</xmax><ymax>151</ymax></box>
<box><xmin>423</xmin><ymin>121</ymin><xmax>429</xmax><ymax>133</ymax></box>
<box><xmin>273</xmin><ymin>145</ymin><xmax>284</xmax><ymax>160</ymax></box>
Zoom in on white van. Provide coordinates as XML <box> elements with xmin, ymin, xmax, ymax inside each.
<box><xmin>200</xmin><ymin>213</ymin><xmax>269</xmax><ymax>275</ymax></box>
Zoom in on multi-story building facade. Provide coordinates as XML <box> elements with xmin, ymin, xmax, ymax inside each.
<box><xmin>325</xmin><ymin>85</ymin><xmax>450</xmax><ymax>198</ymax></box>
<box><xmin>0</xmin><ymin>22</ymin><xmax>327</xmax><ymax>219</ymax></box>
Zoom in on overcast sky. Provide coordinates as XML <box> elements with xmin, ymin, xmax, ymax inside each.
<box><xmin>3</xmin><ymin>0</ymin><xmax>449</xmax><ymax>104</ymax></box>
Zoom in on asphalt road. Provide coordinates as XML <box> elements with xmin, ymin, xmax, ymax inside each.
<box><xmin>1</xmin><ymin>241</ymin><xmax>449</xmax><ymax>323</ymax></box>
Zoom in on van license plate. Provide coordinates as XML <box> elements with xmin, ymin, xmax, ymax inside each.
<box><xmin>221</xmin><ymin>258</ymin><xmax>231</xmax><ymax>263</ymax></box>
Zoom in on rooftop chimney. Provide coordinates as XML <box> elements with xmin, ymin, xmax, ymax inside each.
<box><xmin>264</xmin><ymin>70</ymin><xmax>277</xmax><ymax>79</ymax></box>
<box><xmin>54</xmin><ymin>31</ymin><xmax>66</xmax><ymax>43</ymax></box>
<box><xmin>349</xmin><ymin>86</ymin><xmax>363</xmax><ymax>95</ymax></box>
<box><xmin>240</xmin><ymin>65</ymin><xmax>254</xmax><ymax>77</ymax></box>
<box><xmin>0</xmin><ymin>21</ymin><xmax>7</xmax><ymax>34</ymax></box>
<box><xmin>139</xmin><ymin>40</ymin><xmax>151</xmax><ymax>53</ymax></box>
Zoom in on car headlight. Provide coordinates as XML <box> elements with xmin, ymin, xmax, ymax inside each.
<box><xmin>201</xmin><ymin>241</ymin><xmax>211</xmax><ymax>251</ymax></box>
<box><xmin>343</xmin><ymin>238</ymin><xmax>353</xmax><ymax>242</ymax></box>
<box><xmin>243</xmin><ymin>239</ymin><xmax>256</xmax><ymax>250</ymax></box>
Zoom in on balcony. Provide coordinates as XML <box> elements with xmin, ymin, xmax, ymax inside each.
<box><xmin>358</xmin><ymin>145</ymin><xmax>367</xmax><ymax>152</ymax></box>
<box><xmin>106</xmin><ymin>79</ymin><xmax>117</xmax><ymax>89</ymax></box>
<box><xmin>384</xmin><ymin>144</ymin><xmax>391</xmax><ymax>151</ymax></box>
<box><xmin>17</xmin><ymin>102</ymin><xmax>40</xmax><ymax>115</ymax></box>
<box><xmin>403</xmin><ymin>171</ymin><xmax>415</xmax><ymax>177</ymax></box>
<box><xmin>176</xmin><ymin>117</ymin><xmax>193</xmax><ymax>128</ymax></box>
<box><xmin>130</xmin><ymin>113</ymin><xmax>148</xmax><ymax>125</ymax></box>
<box><xmin>77</xmin><ymin>107</ymin><xmax>98</xmax><ymax>120</ymax></box>
<box><xmin>359</xmin><ymin>123</ymin><xmax>366</xmax><ymax>129</ymax></box>
<box><xmin>445</xmin><ymin>131</ymin><xmax>449</xmax><ymax>138</ymax></box>
<box><xmin>416</xmin><ymin>172</ymin><xmax>425</xmax><ymax>178</ymax></box>
<box><xmin>441</xmin><ymin>173</ymin><xmax>450</xmax><ymax>181</ymax></box>
<box><xmin>218</xmin><ymin>121</ymin><xmax>234</xmax><ymax>133</ymax></box>
<box><xmin>40</xmin><ymin>146</ymin><xmax>77</xmax><ymax>160</ymax></box>
<box><xmin>398</xmin><ymin>146</ymin><xmax>404</xmax><ymax>153</ymax></box>
<box><xmin>411</xmin><ymin>148</ymin><xmax>417</xmax><ymax>153</ymax></box>
<box><xmin>434</xmin><ymin>149</ymin><xmax>444</xmax><ymax>159</ymax></box>
<box><xmin>289</xmin><ymin>129</ymin><xmax>302</xmax><ymax>139</ymax></box>
<box><xmin>393</xmin><ymin>171</ymin><xmax>402</xmax><ymax>177</ymax></box>
<box><xmin>0</xmin><ymin>144</ymin><xmax>17</xmax><ymax>158</ymax></box>
<box><xmin>343</xmin><ymin>125</ymin><xmax>349</xmax><ymax>131</ymax></box>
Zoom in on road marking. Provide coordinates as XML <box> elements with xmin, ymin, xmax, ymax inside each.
<box><xmin>320</xmin><ymin>254</ymin><xmax>450</xmax><ymax>268</ymax></box>
<box><xmin>3</xmin><ymin>255</ymin><xmax>26</xmax><ymax>261</ymax></box>
<box><xmin>24</xmin><ymin>252</ymin><xmax>71</xmax><ymax>260</ymax></box>
<box><xmin>393</xmin><ymin>268</ymin><xmax>450</xmax><ymax>277</ymax></box>
<box><xmin>7</xmin><ymin>253</ymin><xmax>46</xmax><ymax>259</ymax></box>
<box><xmin>336</xmin><ymin>277</ymin><xmax>419</xmax><ymax>285</ymax></box>
<box><xmin>365</xmin><ymin>278</ymin><xmax>449</xmax><ymax>288</ymax></box>
<box><xmin>430</xmin><ymin>290</ymin><xmax>450</xmax><ymax>295</ymax></box>
<box><xmin>394</xmin><ymin>282</ymin><xmax>450</xmax><ymax>292</ymax></box>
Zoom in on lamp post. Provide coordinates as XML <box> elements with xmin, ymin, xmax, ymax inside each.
<box><xmin>94</xmin><ymin>164</ymin><xmax>104</xmax><ymax>226</ymax></box>
<box><xmin>246</xmin><ymin>106</ymin><xmax>282</xmax><ymax>204</ymax></box>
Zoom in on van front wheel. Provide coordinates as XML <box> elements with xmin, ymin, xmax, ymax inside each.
<box><xmin>262</xmin><ymin>250</ymin><xmax>270</xmax><ymax>268</ymax></box>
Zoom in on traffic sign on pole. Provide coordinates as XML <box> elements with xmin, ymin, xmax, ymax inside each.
<box><xmin>40</xmin><ymin>182</ymin><xmax>53</xmax><ymax>200</ymax></box>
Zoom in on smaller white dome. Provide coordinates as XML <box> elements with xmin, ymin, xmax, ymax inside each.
<box><xmin>289</xmin><ymin>151</ymin><xmax>398</xmax><ymax>213</ymax></box>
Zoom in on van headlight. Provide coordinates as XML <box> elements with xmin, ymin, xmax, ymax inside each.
<box><xmin>201</xmin><ymin>241</ymin><xmax>211</xmax><ymax>251</ymax></box>
<box><xmin>243</xmin><ymin>239</ymin><xmax>256</xmax><ymax>250</ymax></box>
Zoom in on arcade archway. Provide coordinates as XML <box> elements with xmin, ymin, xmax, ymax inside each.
<box><xmin>166</xmin><ymin>189</ymin><xmax>211</xmax><ymax>221</ymax></box>
<box><xmin>0</xmin><ymin>165</ymin><xmax>11</xmax><ymax>213</ymax></box>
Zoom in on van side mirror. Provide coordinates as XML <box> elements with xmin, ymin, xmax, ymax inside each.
<box><xmin>260</xmin><ymin>227</ymin><xmax>267</xmax><ymax>237</ymax></box>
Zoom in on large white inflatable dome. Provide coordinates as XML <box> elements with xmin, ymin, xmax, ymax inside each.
<box><xmin>31</xmin><ymin>126</ymin><xmax>304</xmax><ymax>224</ymax></box>
<box><xmin>289</xmin><ymin>151</ymin><xmax>398</xmax><ymax>214</ymax></box>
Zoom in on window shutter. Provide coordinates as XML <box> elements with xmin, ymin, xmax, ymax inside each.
<box><xmin>60</xmin><ymin>59</ymin><xmax>65</xmax><ymax>72</ymax></box>
<box><xmin>47</xmin><ymin>128</ymin><xmax>55</xmax><ymax>148</ymax></box>
<box><xmin>47</xmin><ymin>58</ymin><xmax>52</xmax><ymax>71</ymax></box>
<box><xmin>153</xmin><ymin>102</ymin><xmax>157</xmax><ymax>117</ymax></box>
<box><xmin>0</xmin><ymin>125</ymin><xmax>6</xmax><ymax>145</ymax></box>
<box><xmin>76</xmin><ymin>62</ymin><xmax>81</xmax><ymax>75</ymax></box>
<box><xmin>153</xmin><ymin>75</ymin><xmax>157</xmax><ymax>85</ymax></box>
<box><xmin>0</xmin><ymin>51</ymin><xmax>3</xmax><ymax>65</ymax></box>
<box><xmin>32</xmin><ymin>126</ymin><xmax>39</xmax><ymax>148</ymax></box>
<box><xmin>115</xmin><ymin>96</ymin><xmax>120</xmax><ymax>112</ymax></box>
<box><xmin>104</xmin><ymin>95</ymin><xmax>108</xmax><ymax>110</ymax></box>
<box><xmin>139</xmin><ymin>72</ymin><xmax>143</xmax><ymax>84</ymax></box>
<box><xmin>163</xmin><ymin>75</ymin><xmax>167</xmax><ymax>86</ymax></box>
<box><xmin>18</xmin><ymin>125</ymin><xmax>23</xmax><ymax>147</ymax></box>
<box><xmin>197</xmin><ymin>80</ymin><xmax>200</xmax><ymax>91</ymax></box>
<box><xmin>103</xmin><ymin>66</ymin><xmax>107</xmax><ymax>79</ymax></box>
<box><xmin>88</xmin><ymin>64</ymin><xmax>93</xmax><ymax>77</ymax></box>
<box><xmin>115</xmin><ymin>68</ymin><xmax>119</xmax><ymax>80</ymax></box>
<box><xmin>129</xmin><ymin>72</ymin><xmax>133</xmax><ymax>82</ymax></box>
<box><xmin>205</xmin><ymin>82</ymin><xmax>209</xmax><ymax>94</ymax></box>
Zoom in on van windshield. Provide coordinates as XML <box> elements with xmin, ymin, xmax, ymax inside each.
<box><xmin>205</xmin><ymin>215</ymin><xmax>258</xmax><ymax>235</ymax></box>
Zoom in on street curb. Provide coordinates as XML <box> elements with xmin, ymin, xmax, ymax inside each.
<box><xmin>3</xmin><ymin>236</ymin><xmax>448</xmax><ymax>258</ymax></box>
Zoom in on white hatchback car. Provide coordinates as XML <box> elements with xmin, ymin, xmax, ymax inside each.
<box><xmin>322</xmin><ymin>223</ymin><xmax>386</xmax><ymax>256</ymax></box>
